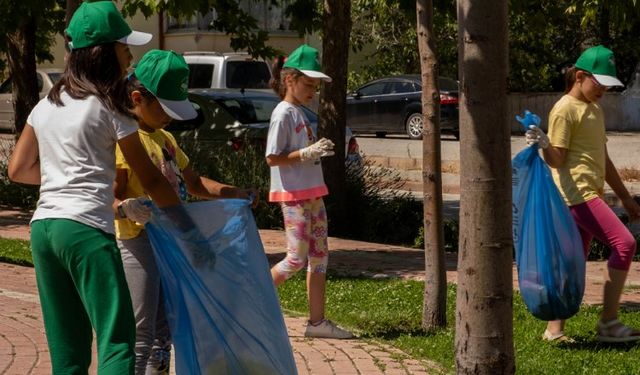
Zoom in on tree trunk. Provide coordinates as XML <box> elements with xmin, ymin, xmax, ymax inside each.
<box><xmin>6</xmin><ymin>16</ymin><xmax>38</xmax><ymax>135</ymax></box>
<box><xmin>455</xmin><ymin>1</ymin><xmax>514</xmax><ymax>374</ymax></box>
<box><xmin>319</xmin><ymin>0</ymin><xmax>351</xmax><ymax>237</ymax></box>
<box><xmin>65</xmin><ymin>0</ymin><xmax>81</xmax><ymax>52</ymax></box>
<box><xmin>416</xmin><ymin>0</ymin><xmax>446</xmax><ymax>330</ymax></box>
<box><xmin>597</xmin><ymin>2</ymin><xmax>611</xmax><ymax>47</ymax></box>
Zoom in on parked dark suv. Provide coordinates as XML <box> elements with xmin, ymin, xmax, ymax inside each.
<box><xmin>346</xmin><ymin>75</ymin><xmax>459</xmax><ymax>140</ymax></box>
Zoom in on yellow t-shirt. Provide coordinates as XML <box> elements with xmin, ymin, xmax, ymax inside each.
<box><xmin>547</xmin><ymin>94</ymin><xmax>606</xmax><ymax>206</ymax></box>
<box><xmin>115</xmin><ymin>129</ymin><xmax>189</xmax><ymax>239</ymax></box>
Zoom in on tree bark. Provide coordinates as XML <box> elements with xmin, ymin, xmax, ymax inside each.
<box><xmin>416</xmin><ymin>0</ymin><xmax>446</xmax><ymax>330</ymax></box>
<box><xmin>455</xmin><ymin>1</ymin><xmax>514</xmax><ymax>374</ymax></box>
<box><xmin>319</xmin><ymin>0</ymin><xmax>351</xmax><ymax>236</ymax></box>
<box><xmin>6</xmin><ymin>16</ymin><xmax>38</xmax><ymax>135</ymax></box>
<box><xmin>65</xmin><ymin>0</ymin><xmax>81</xmax><ymax>52</ymax></box>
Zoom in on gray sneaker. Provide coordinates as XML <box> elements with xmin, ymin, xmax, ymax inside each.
<box><xmin>304</xmin><ymin>319</ymin><xmax>354</xmax><ymax>339</ymax></box>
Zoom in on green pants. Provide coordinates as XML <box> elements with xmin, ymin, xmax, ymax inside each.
<box><xmin>31</xmin><ymin>219</ymin><xmax>135</xmax><ymax>375</ymax></box>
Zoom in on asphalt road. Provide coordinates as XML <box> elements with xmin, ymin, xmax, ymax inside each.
<box><xmin>355</xmin><ymin>132</ymin><xmax>640</xmax><ymax>168</ymax></box>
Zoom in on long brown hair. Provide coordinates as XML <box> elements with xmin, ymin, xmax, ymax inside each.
<box><xmin>269</xmin><ymin>55</ymin><xmax>304</xmax><ymax>99</ymax></box>
<box><xmin>48</xmin><ymin>42</ymin><xmax>132</xmax><ymax>117</ymax></box>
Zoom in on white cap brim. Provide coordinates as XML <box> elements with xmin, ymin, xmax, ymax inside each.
<box><xmin>593</xmin><ymin>74</ymin><xmax>624</xmax><ymax>88</ymax></box>
<box><xmin>299</xmin><ymin>70</ymin><xmax>332</xmax><ymax>82</ymax></box>
<box><xmin>158</xmin><ymin>98</ymin><xmax>198</xmax><ymax>121</ymax></box>
<box><xmin>118</xmin><ymin>30</ymin><xmax>152</xmax><ymax>46</ymax></box>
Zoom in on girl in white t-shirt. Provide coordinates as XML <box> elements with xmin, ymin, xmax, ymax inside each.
<box><xmin>265</xmin><ymin>44</ymin><xmax>353</xmax><ymax>339</ymax></box>
<box><xmin>8</xmin><ymin>2</ymin><xmax>185</xmax><ymax>373</ymax></box>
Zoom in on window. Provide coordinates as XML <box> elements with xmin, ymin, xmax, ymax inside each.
<box><xmin>389</xmin><ymin>81</ymin><xmax>415</xmax><ymax>94</ymax></box>
<box><xmin>217</xmin><ymin>97</ymin><xmax>278</xmax><ymax>123</ymax></box>
<box><xmin>167</xmin><ymin>1</ymin><xmax>293</xmax><ymax>32</ymax></box>
<box><xmin>226</xmin><ymin>61</ymin><xmax>271</xmax><ymax>89</ymax></box>
<box><xmin>187</xmin><ymin>64</ymin><xmax>214</xmax><ymax>89</ymax></box>
<box><xmin>357</xmin><ymin>82</ymin><xmax>387</xmax><ymax>96</ymax></box>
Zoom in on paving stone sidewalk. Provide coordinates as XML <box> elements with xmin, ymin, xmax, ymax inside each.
<box><xmin>2</xmin><ymin>207</ymin><xmax>640</xmax><ymax>374</ymax></box>
<box><xmin>0</xmin><ymin>209</ymin><xmax>442</xmax><ymax>374</ymax></box>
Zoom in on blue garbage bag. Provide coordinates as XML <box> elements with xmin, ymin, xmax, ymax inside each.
<box><xmin>144</xmin><ymin>199</ymin><xmax>297</xmax><ymax>375</ymax></box>
<box><xmin>512</xmin><ymin>110</ymin><xmax>586</xmax><ymax>321</ymax></box>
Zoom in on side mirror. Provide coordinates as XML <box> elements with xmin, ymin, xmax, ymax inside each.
<box><xmin>349</xmin><ymin>91</ymin><xmax>361</xmax><ymax>98</ymax></box>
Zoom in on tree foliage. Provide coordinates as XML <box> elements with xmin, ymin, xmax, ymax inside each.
<box><xmin>0</xmin><ymin>0</ymin><xmax>65</xmax><ymax>75</ymax></box>
<box><xmin>121</xmin><ymin>0</ymin><xmax>278</xmax><ymax>58</ymax></box>
<box><xmin>348</xmin><ymin>0</ymin><xmax>640</xmax><ymax>92</ymax></box>
<box><xmin>348</xmin><ymin>0</ymin><xmax>456</xmax><ymax>89</ymax></box>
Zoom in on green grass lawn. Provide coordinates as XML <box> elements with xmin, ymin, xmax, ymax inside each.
<box><xmin>277</xmin><ymin>274</ymin><xmax>640</xmax><ymax>375</ymax></box>
<box><xmin>0</xmin><ymin>237</ymin><xmax>32</xmax><ymax>266</ymax></box>
<box><xmin>2</xmin><ymin>236</ymin><xmax>640</xmax><ymax>374</ymax></box>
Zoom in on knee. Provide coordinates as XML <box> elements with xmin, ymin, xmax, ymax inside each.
<box><xmin>275</xmin><ymin>256</ymin><xmax>306</xmax><ymax>280</ymax></box>
<box><xmin>610</xmin><ymin>235</ymin><xmax>636</xmax><ymax>271</ymax></box>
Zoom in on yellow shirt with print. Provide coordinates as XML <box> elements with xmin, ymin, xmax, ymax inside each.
<box><xmin>547</xmin><ymin>94</ymin><xmax>606</xmax><ymax>206</ymax></box>
<box><xmin>115</xmin><ymin>129</ymin><xmax>189</xmax><ymax>240</ymax></box>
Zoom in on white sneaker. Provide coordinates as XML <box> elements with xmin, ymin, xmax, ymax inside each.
<box><xmin>304</xmin><ymin>319</ymin><xmax>354</xmax><ymax>339</ymax></box>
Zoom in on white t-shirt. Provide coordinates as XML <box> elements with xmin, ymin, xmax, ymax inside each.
<box><xmin>29</xmin><ymin>92</ymin><xmax>138</xmax><ymax>234</ymax></box>
<box><xmin>265</xmin><ymin>101</ymin><xmax>328</xmax><ymax>202</ymax></box>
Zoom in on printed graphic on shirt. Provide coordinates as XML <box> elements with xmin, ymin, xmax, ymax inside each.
<box><xmin>154</xmin><ymin>139</ymin><xmax>188</xmax><ymax>201</ymax></box>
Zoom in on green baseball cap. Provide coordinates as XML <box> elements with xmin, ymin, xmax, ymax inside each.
<box><xmin>283</xmin><ymin>44</ymin><xmax>332</xmax><ymax>82</ymax></box>
<box><xmin>66</xmin><ymin>1</ymin><xmax>152</xmax><ymax>50</ymax></box>
<box><xmin>575</xmin><ymin>45</ymin><xmax>623</xmax><ymax>87</ymax></box>
<box><xmin>134</xmin><ymin>50</ymin><xmax>197</xmax><ymax>120</ymax></box>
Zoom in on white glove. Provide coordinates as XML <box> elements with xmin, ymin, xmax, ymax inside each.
<box><xmin>299</xmin><ymin>137</ymin><xmax>335</xmax><ymax>161</ymax></box>
<box><xmin>525</xmin><ymin>125</ymin><xmax>550</xmax><ymax>149</ymax></box>
<box><xmin>118</xmin><ymin>197</ymin><xmax>152</xmax><ymax>224</ymax></box>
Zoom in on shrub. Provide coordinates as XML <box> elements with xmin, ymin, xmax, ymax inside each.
<box><xmin>178</xmin><ymin>138</ymin><xmax>282</xmax><ymax>229</ymax></box>
<box><xmin>0</xmin><ymin>138</ymin><xmax>39</xmax><ymax>209</ymax></box>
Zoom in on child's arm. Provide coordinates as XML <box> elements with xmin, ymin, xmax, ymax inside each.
<box><xmin>182</xmin><ymin>165</ymin><xmax>255</xmax><ymax>201</ymax></box>
<box><xmin>541</xmin><ymin>145</ymin><xmax>568</xmax><ymax>168</ymax></box>
<box><xmin>604</xmin><ymin>148</ymin><xmax>640</xmax><ymax>220</ymax></box>
<box><xmin>265</xmin><ymin>151</ymin><xmax>303</xmax><ymax>167</ymax></box>
<box><xmin>266</xmin><ymin>138</ymin><xmax>335</xmax><ymax>167</ymax></box>
<box><xmin>117</xmin><ymin>132</ymin><xmax>180</xmax><ymax>208</ymax></box>
<box><xmin>8</xmin><ymin>124</ymin><xmax>41</xmax><ymax>185</ymax></box>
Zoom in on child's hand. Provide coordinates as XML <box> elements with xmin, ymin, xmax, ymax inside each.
<box><xmin>525</xmin><ymin>125</ymin><xmax>550</xmax><ymax>149</ymax></box>
<box><xmin>299</xmin><ymin>138</ymin><xmax>335</xmax><ymax>161</ymax></box>
<box><xmin>235</xmin><ymin>188</ymin><xmax>260</xmax><ymax>208</ymax></box>
<box><xmin>118</xmin><ymin>197</ymin><xmax>152</xmax><ymax>224</ymax></box>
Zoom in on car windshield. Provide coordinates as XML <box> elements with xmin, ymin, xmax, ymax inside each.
<box><xmin>226</xmin><ymin>61</ymin><xmax>271</xmax><ymax>89</ymax></box>
<box><xmin>215</xmin><ymin>97</ymin><xmax>279</xmax><ymax>123</ymax></box>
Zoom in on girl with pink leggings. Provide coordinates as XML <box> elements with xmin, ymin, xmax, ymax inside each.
<box><xmin>526</xmin><ymin>45</ymin><xmax>640</xmax><ymax>343</ymax></box>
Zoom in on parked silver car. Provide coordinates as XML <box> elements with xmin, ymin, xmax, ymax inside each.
<box><xmin>0</xmin><ymin>68</ymin><xmax>63</xmax><ymax>132</ymax></box>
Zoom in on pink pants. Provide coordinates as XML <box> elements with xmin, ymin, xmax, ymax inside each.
<box><xmin>273</xmin><ymin>198</ymin><xmax>329</xmax><ymax>279</ymax></box>
<box><xmin>570</xmin><ymin>197</ymin><xmax>636</xmax><ymax>271</ymax></box>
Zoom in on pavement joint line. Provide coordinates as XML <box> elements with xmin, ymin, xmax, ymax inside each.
<box><xmin>0</xmin><ymin>288</ymin><xmax>39</xmax><ymax>304</ymax></box>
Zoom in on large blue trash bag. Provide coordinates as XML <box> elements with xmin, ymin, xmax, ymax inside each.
<box><xmin>512</xmin><ymin>110</ymin><xmax>586</xmax><ymax>321</ymax></box>
<box><xmin>144</xmin><ymin>199</ymin><xmax>297</xmax><ymax>375</ymax></box>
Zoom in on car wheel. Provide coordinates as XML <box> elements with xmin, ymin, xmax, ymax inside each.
<box><xmin>405</xmin><ymin>113</ymin><xmax>423</xmax><ymax>140</ymax></box>
<box><xmin>375</xmin><ymin>132</ymin><xmax>387</xmax><ymax>138</ymax></box>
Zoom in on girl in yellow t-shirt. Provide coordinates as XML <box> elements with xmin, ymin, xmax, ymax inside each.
<box><xmin>526</xmin><ymin>45</ymin><xmax>640</xmax><ymax>343</ymax></box>
<box><xmin>113</xmin><ymin>49</ymin><xmax>256</xmax><ymax>374</ymax></box>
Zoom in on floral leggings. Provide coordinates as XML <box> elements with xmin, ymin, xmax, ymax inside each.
<box><xmin>273</xmin><ymin>198</ymin><xmax>329</xmax><ymax>279</ymax></box>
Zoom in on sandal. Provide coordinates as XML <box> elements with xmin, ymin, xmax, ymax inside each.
<box><xmin>542</xmin><ymin>329</ymin><xmax>575</xmax><ymax>343</ymax></box>
<box><xmin>597</xmin><ymin>319</ymin><xmax>640</xmax><ymax>343</ymax></box>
